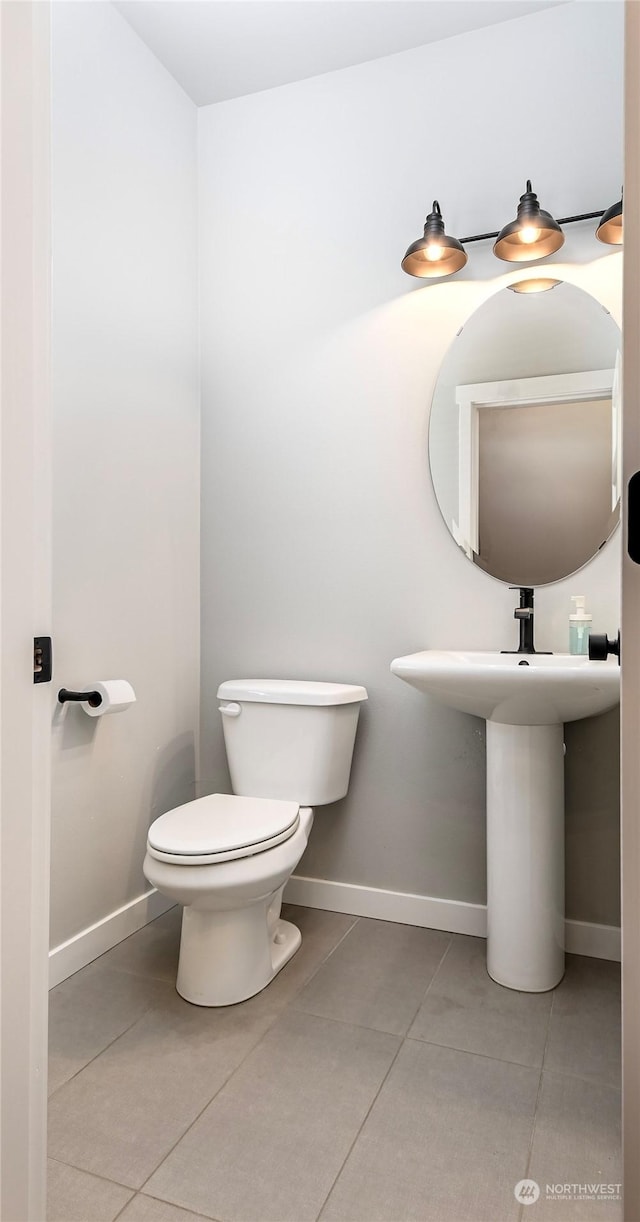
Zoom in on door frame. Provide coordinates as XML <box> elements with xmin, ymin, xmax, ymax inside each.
<box><xmin>0</xmin><ymin>2</ymin><xmax>638</xmax><ymax>1220</ymax></box>
<box><xmin>0</xmin><ymin>3</ymin><xmax>52</xmax><ymax>1220</ymax></box>
<box><xmin>456</xmin><ymin>368</ymin><xmax>617</xmax><ymax>557</ymax></box>
<box><xmin>622</xmin><ymin>6</ymin><xmax>640</xmax><ymax>1218</ymax></box>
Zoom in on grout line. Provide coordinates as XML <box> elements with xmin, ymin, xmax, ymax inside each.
<box><xmin>111</xmin><ymin>1189</ymin><xmax>222</xmax><ymax>1222</ymax></box>
<box><xmin>312</xmin><ymin>934</ymin><xmax>464</xmax><ymax>1222</ymax></box>
<box><xmin>47</xmin><ymin>1154</ymin><xmax>135</xmax><ymax>1196</ymax></box>
<box><xmin>291</xmin><ymin>930</ymin><xmax>455</xmax><ymax>1036</ymax></box>
<box><xmin>307</xmin><ymin>914</ymin><xmax>361</xmax><ymax>970</ymax></box>
<box><xmin>313</xmin><ymin>1033</ymin><xmax>406</xmax><ymax>1222</ymax></box>
<box><xmin>277</xmin><ymin>913</ymin><xmax>361</xmax><ymax>1003</ymax></box>
<box><xmin>540</xmin><ymin>988</ymin><xmax>555</xmax><ymax>1079</ymax></box>
<box><xmin>107</xmin><ymin>1192</ymin><xmax>138</xmax><ymax>1222</ymax></box>
<box><xmin>51</xmin><ymin>936</ymin><xmax>183</xmax><ymax>993</ymax></box>
<box><xmin>47</xmin><ymin>998</ymin><xmax>167</xmax><ymax>1101</ymax></box>
<box><xmin>131</xmin><ymin>916</ymin><xmax>362</xmax><ymax>1199</ymax></box>
<box><xmin>130</xmin><ymin>1019</ymin><xmax>283</xmax><ymax>1202</ymax></box>
<box><xmin>308</xmin><ymin>911</ymin><xmax>361</xmax><ymax>952</ymax></box>
<box><xmin>403</xmin><ymin>1033</ymin><xmax>546</xmax><ymax>1073</ymax></box>
<box><xmin>273</xmin><ymin>912</ymin><xmax>360</xmax><ymax>1002</ymax></box>
<box><xmin>50</xmin><ymin>910</ymin><xmax>623</xmax><ymax>1222</ymax></box>
<box><xmin>538</xmin><ymin>1065</ymin><xmax>622</xmax><ymax>1091</ymax></box>
<box><xmin>287</xmin><ymin>1005</ymin><xmax>406</xmax><ymax>1040</ymax></box>
<box><xmin>403</xmin><ymin>932</ymin><xmax>455</xmax><ymax>1033</ymax></box>
<box><xmin>517</xmin><ymin>1068</ymin><xmax>544</xmax><ymax>1222</ymax></box>
<box><xmin>515</xmin><ymin>986</ymin><xmax>556</xmax><ymax>1222</ymax></box>
<box><xmin>111</xmin><ymin>1201</ymin><xmax>131</xmax><ymax>1222</ymax></box>
<box><xmin>139</xmin><ymin>1190</ymin><xmax>223</xmax><ymax>1221</ymax></box>
<box><xmin>50</xmin><ymin>911</ymin><xmax>358</xmax><ymax>1105</ymax></box>
<box><xmin>82</xmin><ymin>911</ymin><xmax>183</xmax><ymax>986</ymax></box>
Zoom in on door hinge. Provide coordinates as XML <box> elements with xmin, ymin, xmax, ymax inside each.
<box><xmin>33</xmin><ymin>636</ymin><xmax>52</xmax><ymax>684</ymax></box>
<box><xmin>628</xmin><ymin>471</ymin><xmax>640</xmax><ymax>564</ymax></box>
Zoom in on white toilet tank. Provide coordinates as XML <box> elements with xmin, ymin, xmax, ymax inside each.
<box><xmin>217</xmin><ymin>679</ymin><xmax>367</xmax><ymax>805</ymax></box>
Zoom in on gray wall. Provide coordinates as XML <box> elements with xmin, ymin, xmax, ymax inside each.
<box><xmin>50</xmin><ymin>2</ymin><xmax>200</xmax><ymax>948</ymax></box>
<box><xmin>197</xmin><ymin>2</ymin><xmax>622</xmax><ymax>924</ymax></box>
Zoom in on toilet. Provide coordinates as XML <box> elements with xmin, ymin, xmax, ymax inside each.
<box><xmin>143</xmin><ymin>679</ymin><xmax>367</xmax><ymax>1006</ymax></box>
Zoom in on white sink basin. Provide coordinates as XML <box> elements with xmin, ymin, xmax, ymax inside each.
<box><xmin>391</xmin><ymin>647</ymin><xmax>620</xmax><ymax>993</ymax></box>
<box><xmin>390</xmin><ymin>650</ymin><xmax>620</xmax><ymax>726</ymax></box>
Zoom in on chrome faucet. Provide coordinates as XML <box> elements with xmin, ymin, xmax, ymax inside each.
<box><xmin>502</xmin><ymin>586</ymin><xmax>550</xmax><ymax>655</ymax></box>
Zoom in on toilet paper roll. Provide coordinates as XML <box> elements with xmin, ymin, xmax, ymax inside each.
<box><xmin>82</xmin><ymin>679</ymin><xmax>137</xmax><ymax>718</ymax></box>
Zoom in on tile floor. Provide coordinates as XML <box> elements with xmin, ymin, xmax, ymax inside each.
<box><xmin>48</xmin><ymin>907</ymin><xmax>621</xmax><ymax>1222</ymax></box>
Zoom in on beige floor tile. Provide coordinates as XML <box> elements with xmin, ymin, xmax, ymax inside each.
<box><xmin>47</xmin><ymin>1158</ymin><xmax>133</xmax><ymax>1222</ymax></box>
<box><xmin>261</xmin><ymin>904</ymin><xmax>358</xmax><ymax>1006</ymax></box>
<box><xmin>48</xmin><ymin>905</ymin><xmax>357</xmax><ymax>1190</ymax></box>
<box><xmin>119</xmin><ymin>1193</ymin><xmax>217</xmax><ymax>1222</ymax></box>
<box><xmin>48</xmin><ymin>983</ymin><xmax>278</xmax><ymax>1189</ymax></box>
<box><xmin>47</xmin><ymin>909</ymin><xmax>622</xmax><ymax>1222</ymax></box>
<box><xmin>293</xmin><ymin>917</ymin><xmax>451</xmax><ymax>1035</ymax></box>
<box><xmin>320</xmin><ymin>1039</ymin><xmax>539</xmax><ymax>1222</ymax></box>
<box><xmin>95</xmin><ymin>907</ymin><xmax>182</xmax><ymax>983</ymax></box>
<box><xmin>144</xmin><ymin>1009</ymin><xmax>400</xmax><ymax>1222</ymax></box>
<box><xmin>544</xmin><ymin>955</ymin><xmax>621</xmax><ymax>1087</ymax></box>
<box><xmin>527</xmin><ymin>1071</ymin><xmax>621</xmax><ymax>1220</ymax></box>
<box><xmin>409</xmin><ymin>934</ymin><xmax>552</xmax><ymax>1066</ymax></box>
<box><xmin>49</xmin><ymin>965</ymin><xmax>167</xmax><ymax>1095</ymax></box>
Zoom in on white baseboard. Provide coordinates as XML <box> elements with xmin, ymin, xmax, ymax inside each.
<box><xmin>564</xmin><ymin>918</ymin><xmax>621</xmax><ymax>961</ymax></box>
<box><xmin>285</xmin><ymin>874</ymin><xmax>487</xmax><ymax>937</ymax></box>
<box><xmin>49</xmin><ymin>876</ymin><xmax>620</xmax><ymax>990</ymax></box>
<box><xmin>49</xmin><ymin>889</ymin><xmax>175</xmax><ymax>988</ymax></box>
<box><xmin>284</xmin><ymin>875</ymin><xmax>621</xmax><ymax>963</ymax></box>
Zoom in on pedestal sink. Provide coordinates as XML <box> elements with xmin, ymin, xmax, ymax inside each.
<box><xmin>390</xmin><ymin>651</ymin><xmax>620</xmax><ymax>992</ymax></box>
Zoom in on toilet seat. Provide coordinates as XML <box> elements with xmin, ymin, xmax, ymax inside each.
<box><xmin>147</xmin><ymin>793</ymin><xmax>300</xmax><ymax>866</ymax></box>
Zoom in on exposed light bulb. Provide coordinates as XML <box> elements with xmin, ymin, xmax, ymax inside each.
<box><xmin>507</xmin><ymin>278</ymin><xmax>561</xmax><ymax>295</ymax></box>
<box><xmin>519</xmin><ymin>225</ymin><xmax>540</xmax><ymax>245</ymax></box>
<box><xmin>423</xmin><ymin>243</ymin><xmax>444</xmax><ymax>262</ymax></box>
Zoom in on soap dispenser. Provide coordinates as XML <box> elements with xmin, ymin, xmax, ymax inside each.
<box><xmin>569</xmin><ymin>596</ymin><xmax>592</xmax><ymax>655</ymax></box>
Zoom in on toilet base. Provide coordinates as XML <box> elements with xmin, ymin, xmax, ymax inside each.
<box><xmin>176</xmin><ymin>901</ymin><xmax>302</xmax><ymax>1007</ymax></box>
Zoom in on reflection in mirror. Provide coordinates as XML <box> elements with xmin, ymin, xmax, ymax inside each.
<box><xmin>429</xmin><ymin>282</ymin><xmax>622</xmax><ymax>586</ymax></box>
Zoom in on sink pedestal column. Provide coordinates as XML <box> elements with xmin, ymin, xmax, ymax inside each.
<box><xmin>486</xmin><ymin>722</ymin><xmax>565</xmax><ymax>992</ymax></box>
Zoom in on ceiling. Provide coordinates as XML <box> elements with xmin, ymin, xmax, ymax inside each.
<box><xmin>114</xmin><ymin>0</ymin><xmax>567</xmax><ymax>107</ymax></box>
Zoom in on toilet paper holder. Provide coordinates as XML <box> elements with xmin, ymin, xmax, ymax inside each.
<box><xmin>57</xmin><ymin>680</ymin><xmax>136</xmax><ymax>716</ymax></box>
<box><xmin>58</xmin><ymin>688</ymin><xmax>102</xmax><ymax>709</ymax></box>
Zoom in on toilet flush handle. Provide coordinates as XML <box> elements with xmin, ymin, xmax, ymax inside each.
<box><xmin>219</xmin><ymin>702</ymin><xmax>242</xmax><ymax>717</ymax></box>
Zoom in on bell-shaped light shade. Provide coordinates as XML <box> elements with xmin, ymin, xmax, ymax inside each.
<box><xmin>494</xmin><ymin>181</ymin><xmax>564</xmax><ymax>263</ymax></box>
<box><xmin>596</xmin><ymin>196</ymin><xmax>623</xmax><ymax>245</ymax></box>
<box><xmin>402</xmin><ymin>201</ymin><xmax>467</xmax><ymax>279</ymax></box>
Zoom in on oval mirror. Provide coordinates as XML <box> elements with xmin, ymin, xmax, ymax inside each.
<box><xmin>429</xmin><ymin>281</ymin><xmax>622</xmax><ymax>586</ymax></box>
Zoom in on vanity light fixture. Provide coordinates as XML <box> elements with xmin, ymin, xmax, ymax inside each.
<box><xmin>402</xmin><ymin>181</ymin><xmax>624</xmax><ymax>280</ymax></box>
<box><xmin>401</xmin><ymin>200</ymin><xmax>468</xmax><ymax>278</ymax></box>
<box><xmin>493</xmin><ymin>181</ymin><xmax>564</xmax><ymax>263</ymax></box>
<box><xmin>507</xmin><ymin>278</ymin><xmax>562</xmax><ymax>294</ymax></box>
<box><xmin>596</xmin><ymin>192</ymin><xmax>623</xmax><ymax>245</ymax></box>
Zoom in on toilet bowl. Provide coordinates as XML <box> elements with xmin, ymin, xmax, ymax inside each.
<box><xmin>144</xmin><ymin>796</ymin><xmax>314</xmax><ymax>1005</ymax></box>
<box><xmin>143</xmin><ymin>679</ymin><xmax>367</xmax><ymax>1006</ymax></box>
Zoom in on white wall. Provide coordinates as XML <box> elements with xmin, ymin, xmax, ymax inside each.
<box><xmin>50</xmin><ymin>2</ymin><xmax>199</xmax><ymax>951</ymax></box>
<box><xmin>198</xmin><ymin>2</ymin><xmax>623</xmax><ymax>925</ymax></box>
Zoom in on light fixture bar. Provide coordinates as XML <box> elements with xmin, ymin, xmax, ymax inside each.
<box><xmin>459</xmin><ymin>209</ymin><xmax>605</xmax><ymax>245</ymax></box>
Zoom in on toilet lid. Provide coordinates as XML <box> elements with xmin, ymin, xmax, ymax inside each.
<box><xmin>146</xmin><ymin>793</ymin><xmax>300</xmax><ymax>865</ymax></box>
